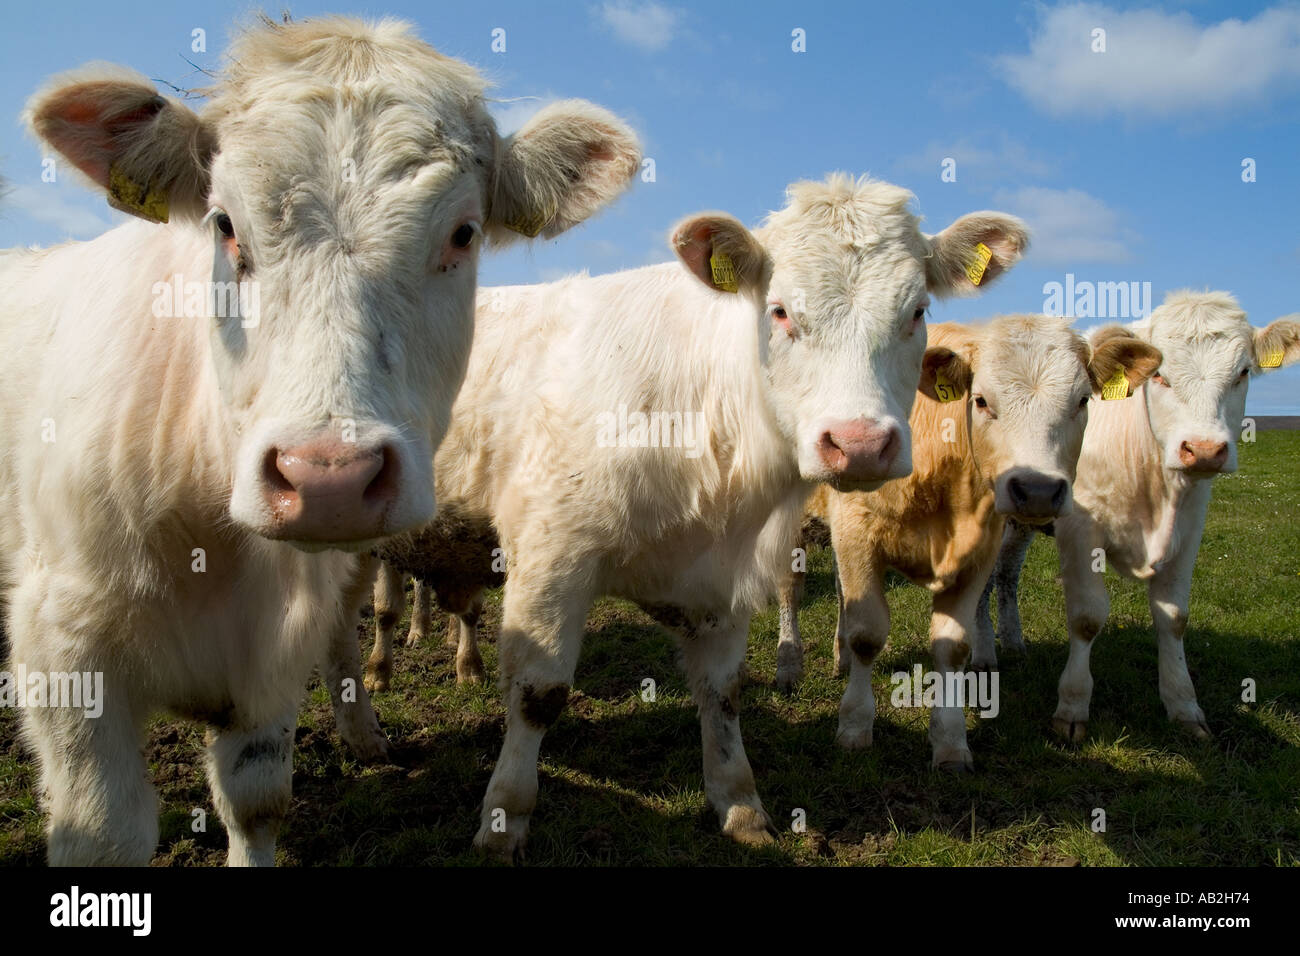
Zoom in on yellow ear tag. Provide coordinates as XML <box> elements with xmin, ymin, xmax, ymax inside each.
<box><xmin>965</xmin><ymin>242</ymin><xmax>993</xmax><ymax>286</ymax></box>
<box><xmin>1260</xmin><ymin>346</ymin><xmax>1284</xmax><ymax>369</ymax></box>
<box><xmin>1100</xmin><ymin>367</ymin><xmax>1130</xmax><ymax>401</ymax></box>
<box><xmin>107</xmin><ymin>163</ymin><xmax>169</xmax><ymax>223</ymax></box>
<box><xmin>502</xmin><ymin>208</ymin><xmax>550</xmax><ymax>238</ymax></box>
<box><xmin>709</xmin><ymin>250</ymin><xmax>739</xmax><ymax>293</ymax></box>
<box><xmin>933</xmin><ymin>370</ymin><xmax>963</xmax><ymax>403</ymax></box>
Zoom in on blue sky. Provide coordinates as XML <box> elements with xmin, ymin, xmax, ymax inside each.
<box><xmin>3</xmin><ymin>1</ymin><xmax>1299</xmax><ymax>412</ymax></box>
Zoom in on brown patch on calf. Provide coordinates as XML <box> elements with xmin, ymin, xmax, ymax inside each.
<box><xmin>520</xmin><ymin>683</ymin><xmax>569</xmax><ymax>728</ymax></box>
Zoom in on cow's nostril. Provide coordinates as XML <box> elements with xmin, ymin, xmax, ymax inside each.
<box><xmin>1007</xmin><ymin>476</ymin><xmax>1026</xmax><ymax>506</ymax></box>
<box><xmin>1050</xmin><ymin>478</ymin><xmax>1067</xmax><ymax>509</ymax></box>
<box><xmin>363</xmin><ymin>445</ymin><xmax>400</xmax><ymax>504</ymax></box>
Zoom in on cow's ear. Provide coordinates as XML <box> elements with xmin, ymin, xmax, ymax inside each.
<box><xmin>1253</xmin><ymin>316</ymin><xmax>1300</xmax><ymax>372</ymax></box>
<box><xmin>1086</xmin><ymin>325</ymin><xmax>1162</xmax><ymax>395</ymax></box>
<box><xmin>671</xmin><ymin>213</ymin><xmax>771</xmax><ymax>296</ymax></box>
<box><xmin>25</xmin><ymin>65</ymin><xmax>214</xmax><ymax>224</ymax></box>
<box><xmin>488</xmin><ymin>100</ymin><xmax>640</xmax><ymax>246</ymax></box>
<box><xmin>918</xmin><ymin>345</ymin><xmax>973</xmax><ymax>403</ymax></box>
<box><xmin>926</xmin><ymin>212</ymin><xmax>1029</xmax><ymax>298</ymax></box>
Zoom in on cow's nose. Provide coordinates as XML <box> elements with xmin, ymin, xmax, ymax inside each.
<box><xmin>817</xmin><ymin>418</ymin><xmax>901</xmax><ymax>483</ymax></box>
<box><xmin>1179</xmin><ymin>440</ymin><xmax>1228</xmax><ymax>472</ymax></box>
<box><xmin>1004</xmin><ymin>473</ymin><xmax>1069</xmax><ymax>520</ymax></box>
<box><xmin>262</xmin><ymin>438</ymin><xmax>400</xmax><ymax>542</ymax></box>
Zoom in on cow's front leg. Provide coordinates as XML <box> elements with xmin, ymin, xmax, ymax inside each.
<box><xmin>365</xmin><ymin>560</ymin><xmax>405</xmax><ymax>692</ymax></box>
<box><xmin>443</xmin><ymin>590</ymin><xmax>487</xmax><ymax>684</ymax></box>
<box><xmin>775</xmin><ymin>535</ymin><xmax>805</xmax><ymax>692</ymax></box>
<box><xmin>1053</xmin><ymin>520</ymin><xmax>1109</xmax><ymax>742</ymax></box>
<box><xmin>474</xmin><ymin>566</ymin><xmax>591</xmax><ymax>862</ymax></box>
<box><xmin>928</xmin><ymin>581</ymin><xmax>983</xmax><ymax>771</ymax></box>
<box><xmin>10</xmin><ymin>577</ymin><xmax>158</xmax><ymax>865</ymax></box>
<box><xmin>324</xmin><ymin>554</ymin><xmax>390</xmax><ymax>763</ymax></box>
<box><xmin>679</xmin><ymin>611</ymin><xmax>775</xmax><ymax>845</ymax></box>
<box><xmin>205</xmin><ymin>706</ymin><xmax>297</xmax><ymax>867</ymax></box>
<box><xmin>835</xmin><ymin>555</ymin><xmax>889</xmax><ymax>749</ymax></box>
<box><xmin>1149</xmin><ymin>545</ymin><xmax>1209</xmax><ymax>738</ymax></box>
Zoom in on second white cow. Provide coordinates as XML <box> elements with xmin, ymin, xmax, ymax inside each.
<box><xmin>340</xmin><ymin>174</ymin><xmax>1029</xmax><ymax>858</ymax></box>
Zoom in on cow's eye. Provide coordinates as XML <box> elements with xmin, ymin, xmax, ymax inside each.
<box><xmin>1239</xmin><ymin>367</ymin><xmax>1250</xmax><ymax>381</ymax></box>
<box><xmin>913</xmin><ymin>306</ymin><xmax>926</xmax><ymax>322</ymax></box>
<box><xmin>974</xmin><ymin>396</ymin><xmax>988</xmax><ymax>409</ymax></box>
<box><xmin>451</xmin><ymin>223</ymin><xmax>476</xmax><ymax>249</ymax></box>
<box><xmin>770</xmin><ymin>303</ymin><xmax>794</xmax><ymax>338</ymax></box>
<box><xmin>1079</xmin><ymin>395</ymin><xmax>1090</xmax><ymax>409</ymax></box>
<box><xmin>215</xmin><ymin>213</ymin><xmax>235</xmax><ymax>240</ymax></box>
<box><xmin>1153</xmin><ymin>373</ymin><xmax>1170</xmax><ymax>388</ymax></box>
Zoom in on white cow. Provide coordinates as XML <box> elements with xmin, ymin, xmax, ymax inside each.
<box><xmin>0</xmin><ymin>16</ymin><xmax>638</xmax><ymax>866</ymax></box>
<box><xmin>337</xmin><ymin>175</ymin><xmax>1029</xmax><ymax>858</ymax></box>
<box><xmin>977</xmin><ymin>292</ymin><xmax>1300</xmax><ymax>740</ymax></box>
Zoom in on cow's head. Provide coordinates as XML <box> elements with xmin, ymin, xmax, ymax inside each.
<box><xmin>26</xmin><ymin>17</ymin><xmax>639</xmax><ymax>549</ymax></box>
<box><xmin>671</xmin><ymin>174</ymin><xmax>1028</xmax><ymax>490</ymax></box>
<box><xmin>1139</xmin><ymin>291</ymin><xmax>1300</xmax><ymax>476</ymax></box>
<box><xmin>919</xmin><ymin>317</ymin><xmax>1161</xmax><ymax>523</ymax></box>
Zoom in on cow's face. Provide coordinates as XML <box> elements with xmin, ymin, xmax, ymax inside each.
<box><xmin>920</xmin><ymin>320</ymin><xmax>1161</xmax><ymax>523</ymax></box>
<box><xmin>28</xmin><ymin>22</ymin><xmax>639</xmax><ymax>549</ymax></box>
<box><xmin>671</xmin><ymin>176</ymin><xmax>1028</xmax><ymax>491</ymax></box>
<box><xmin>1141</xmin><ymin>293</ymin><xmax>1300</xmax><ymax>477</ymax></box>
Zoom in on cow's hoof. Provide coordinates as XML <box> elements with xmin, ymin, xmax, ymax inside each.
<box><xmin>474</xmin><ymin>820</ymin><xmax>528</xmax><ymax>864</ymax></box>
<box><xmin>456</xmin><ymin>654</ymin><xmax>486</xmax><ymax>684</ymax></box>
<box><xmin>998</xmin><ymin>639</ymin><xmax>1028</xmax><ymax>658</ymax></box>
<box><xmin>405</xmin><ymin>632</ymin><xmax>424</xmax><ymax>649</ymax></box>
<box><xmin>835</xmin><ymin>725</ymin><xmax>874</xmax><ymax>750</ymax></box>
<box><xmin>352</xmin><ymin>731</ymin><xmax>391</xmax><ymax>765</ymax></box>
<box><xmin>1052</xmin><ymin>717</ymin><xmax>1087</xmax><ymax>743</ymax></box>
<box><xmin>969</xmin><ymin>656</ymin><xmax>998</xmax><ymax>674</ymax></box>
<box><xmin>1176</xmin><ymin>717</ymin><xmax>1211</xmax><ymax>740</ymax></box>
<box><xmin>722</xmin><ymin>805</ymin><xmax>776</xmax><ymax>847</ymax></box>
<box><xmin>363</xmin><ymin>666</ymin><xmax>390</xmax><ymax>694</ymax></box>
<box><xmin>933</xmin><ymin>750</ymin><xmax>974</xmax><ymax>773</ymax></box>
<box><xmin>775</xmin><ymin>667</ymin><xmax>802</xmax><ymax>695</ymax></box>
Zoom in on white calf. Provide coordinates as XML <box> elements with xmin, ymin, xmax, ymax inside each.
<box><xmin>980</xmin><ymin>292</ymin><xmax>1300</xmax><ymax>739</ymax></box>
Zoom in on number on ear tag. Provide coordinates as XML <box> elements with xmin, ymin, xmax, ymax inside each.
<box><xmin>1260</xmin><ymin>346</ymin><xmax>1284</xmax><ymax>369</ymax></box>
<box><xmin>1100</xmin><ymin>367</ymin><xmax>1130</xmax><ymax>401</ymax></box>
<box><xmin>503</xmin><ymin>208</ymin><xmax>550</xmax><ymax>237</ymax></box>
<box><xmin>710</xmin><ymin>251</ymin><xmax>739</xmax><ymax>293</ymax></box>
<box><xmin>965</xmin><ymin>242</ymin><xmax>993</xmax><ymax>286</ymax></box>
<box><xmin>933</xmin><ymin>370</ymin><xmax>963</xmax><ymax>403</ymax></box>
<box><xmin>107</xmin><ymin>163</ymin><xmax>169</xmax><ymax>223</ymax></box>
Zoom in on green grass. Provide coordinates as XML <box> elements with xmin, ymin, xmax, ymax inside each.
<box><xmin>1</xmin><ymin>431</ymin><xmax>1297</xmax><ymax>866</ymax></box>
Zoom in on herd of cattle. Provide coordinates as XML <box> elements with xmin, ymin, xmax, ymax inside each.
<box><xmin>0</xmin><ymin>17</ymin><xmax>1296</xmax><ymax>866</ymax></box>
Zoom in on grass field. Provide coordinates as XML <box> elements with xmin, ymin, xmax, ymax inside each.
<box><xmin>2</xmin><ymin>432</ymin><xmax>1297</xmax><ymax>867</ymax></box>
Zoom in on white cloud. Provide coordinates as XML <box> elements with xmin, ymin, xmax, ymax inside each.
<box><xmin>489</xmin><ymin>95</ymin><xmax>559</xmax><ymax>136</ymax></box>
<box><xmin>998</xmin><ymin>3</ymin><xmax>1300</xmax><ymax>117</ymax></box>
<box><xmin>993</xmin><ymin>185</ymin><xmax>1135</xmax><ymax>264</ymax></box>
<box><xmin>4</xmin><ymin>182</ymin><xmax>113</xmax><ymax>239</ymax></box>
<box><xmin>596</xmin><ymin>2</ymin><xmax>681</xmax><ymax>53</ymax></box>
<box><xmin>896</xmin><ymin>133</ymin><xmax>1053</xmax><ymax>181</ymax></box>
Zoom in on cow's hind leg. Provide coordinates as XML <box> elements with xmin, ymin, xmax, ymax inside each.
<box><xmin>205</xmin><ymin>707</ymin><xmax>296</xmax><ymax>867</ymax></box>
<box><xmin>775</xmin><ymin>535</ymin><xmax>805</xmax><ymax>692</ymax></box>
<box><xmin>679</xmin><ymin>612</ymin><xmax>775</xmax><ymax>845</ymax></box>
<box><xmin>365</xmin><ymin>561</ymin><xmax>405</xmax><ymax>693</ymax></box>
<box><xmin>406</xmin><ymin>580</ymin><xmax>432</xmax><ymax>647</ymax></box>
<box><xmin>994</xmin><ymin>518</ymin><xmax>1037</xmax><ymax>655</ymax></box>
<box><xmin>324</xmin><ymin>554</ymin><xmax>390</xmax><ymax>762</ymax></box>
